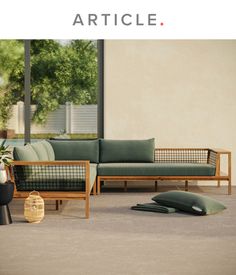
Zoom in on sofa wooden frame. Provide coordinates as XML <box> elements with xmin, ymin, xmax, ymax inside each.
<box><xmin>8</xmin><ymin>160</ymin><xmax>96</xmax><ymax>219</ymax></box>
<box><xmin>7</xmin><ymin>148</ymin><xmax>231</xmax><ymax>219</ymax></box>
<box><xmin>96</xmin><ymin>148</ymin><xmax>232</xmax><ymax>195</ymax></box>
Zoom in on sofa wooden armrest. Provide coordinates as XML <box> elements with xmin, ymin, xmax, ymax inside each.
<box><xmin>154</xmin><ymin>148</ymin><xmax>231</xmax><ymax>194</ymax></box>
<box><xmin>7</xmin><ymin>160</ymin><xmax>94</xmax><ymax>218</ymax></box>
<box><xmin>208</xmin><ymin>149</ymin><xmax>231</xmax><ymax>192</ymax></box>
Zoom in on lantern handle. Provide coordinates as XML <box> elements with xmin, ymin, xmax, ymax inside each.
<box><xmin>29</xmin><ymin>190</ymin><xmax>40</xmax><ymax>196</ymax></box>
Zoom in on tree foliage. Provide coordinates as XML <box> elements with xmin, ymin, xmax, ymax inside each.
<box><xmin>0</xmin><ymin>40</ymin><xmax>24</xmax><ymax>129</ymax></box>
<box><xmin>0</xmin><ymin>40</ymin><xmax>98</xmax><ymax>127</ymax></box>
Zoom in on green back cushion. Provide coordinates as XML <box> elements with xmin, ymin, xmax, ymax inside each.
<box><xmin>48</xmin><ymin>140</ymin><xmax>99</xmax><ymax>163</ymax></box>
<box><xmin>41</xmin><ymin>140</ymin><xmax>55</xmax><ymax>160</ymax></box>
<box><xmin>13</xmin><ymin>144</ymin><xmax>39</xmax><ymax>177</ymax></box>
<box><xmin>152</xmin><ymin>191</ymin><xmax>226</xmax><ymax>215</ymax></box>
<box><xmin>99</xmin><ymin>138</ymin><xmax>155</xmax><ymax>163</ymax></box>
<box><xmin>31</xmin><ymin>141</ymin><xmax>50</xmax><ymax>161</ymax></box>
<box><xmin>13</xmin><ymin>144</ymin><xmax>39</xmax><ymax>161</ymax></box>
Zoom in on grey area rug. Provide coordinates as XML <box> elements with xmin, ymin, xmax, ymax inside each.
<box><xmin>0</xmin><ymin>186</ymin><xmax>236</xmax><ymax>275</ymax></box>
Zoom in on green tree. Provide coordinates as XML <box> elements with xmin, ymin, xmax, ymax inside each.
<box><xmin>0</xmin><ymin>39</ymin><xmax>98</xmax><ymax>127</ymax></box>
<box><xmin>0</xmin><ymin>40</ymin><xmax>24</xmax><ymax>129</ymax></box>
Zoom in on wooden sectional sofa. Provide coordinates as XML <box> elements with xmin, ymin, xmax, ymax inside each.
<box><xmin>10</xmin><ymin>139</ymin><xmax>231</xmax><ymax>218</ymax></box>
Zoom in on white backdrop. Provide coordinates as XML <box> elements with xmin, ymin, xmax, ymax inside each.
<box><xmin>0</xmin><ymin>0</ymin><xmax>235</xmax><ymax>39</ymax></box>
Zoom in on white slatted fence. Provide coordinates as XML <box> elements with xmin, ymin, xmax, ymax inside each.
<box><xmin>7</xmin><ymin>102</ymin><xmax>97</xmax><ymax>134</ymax></box>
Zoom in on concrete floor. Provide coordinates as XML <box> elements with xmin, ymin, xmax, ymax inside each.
<box><xmin>0</xmin><ymin>185</ymin><xmax>236</xmax><ymax>275</ymax></box>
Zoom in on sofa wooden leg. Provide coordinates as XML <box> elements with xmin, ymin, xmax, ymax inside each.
<box><xmin>228</xmin><ymin>180</ymin><xmax>232</xmax><ymax>195</ymax></box>
<box><xmin>85</xmin><ymin>197</ymin><xmax>90</xmax><ymax>219</ymax></box>
<box><xmin>124</xmin><ymin>181</ymin><xmax>128</xmax><ymax>192</ymax></box>
<box><xmin>185</xmin><ymin>180</ymin><xmax>188</xmax><ymax>191</ymax></box>
<box><xmin>155</xmin><ymin>181</ymin><xmax>158</xmax><ymax>192</ymax></box>
<box><xmin>97</xmin><ymin>178</ymin><xmax>101</xmax><ymax>195</ymax></box>
<box><xmin>56</xmin><ymin>200</ymin><xmax>59</xmax><ymax>210</ymax></box>
<box><xmin>93</xmin><ymin>179</ymin><xmax>97</xmax><ymax>195</ymax></box>
<box><xmin>60</xmin><ymin>200</ymin><xmax>63</xmax><ymax>205</ymax></box>
<box><xmin>217</xmin><ymin>180</ymin><xmax>221</xmax><ymax>187</ymax></box>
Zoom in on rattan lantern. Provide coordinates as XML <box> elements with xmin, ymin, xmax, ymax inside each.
<box><xmin>24</xmin><ymin>191</ymin><xmax>44</xmax><ymax>223</ymax></box>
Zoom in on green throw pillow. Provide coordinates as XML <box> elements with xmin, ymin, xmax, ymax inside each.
<box><xmin>152</xmin><ymin>191</ymin><xmax>226</xmax><ymax>215</ymax></box>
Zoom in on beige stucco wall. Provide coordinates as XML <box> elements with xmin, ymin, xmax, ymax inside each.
<box><xmin>104</xmin><ymin>40</ymin><xmax>236</xmax><ymax>184</ymax></box>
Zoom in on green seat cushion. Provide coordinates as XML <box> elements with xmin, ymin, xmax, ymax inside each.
<box><xmin>31</xmin><ymin>141</ymin><xmax>50</xmax><ymax>161</ymax></box>
<box><xmin>13</xmin><ymin>144</ymin><xmax>39</xmax><ymax>161</ymax></box>
<box><xmin>99</xmin><ymin>138</ymin><xmax>155</xmax><ymax>163</ymax></box>
<box><xmin>97</xmin><ymin>163</ymin><xmax>216</xmax><ymax>176</ymax></box>
<box><xmin>15</xmin><ymin>164</ymin><xmax>97</xmax><ymax>192</ymax></box>
<box><xmin>49</xmin><ymin>140</ymin><xmax>99</xmax><ymax>163</ymax></box>
<box><xmin>152</xmin><ymin>191</ymin><xmax>226</xmax><ymax>215</ymax></box>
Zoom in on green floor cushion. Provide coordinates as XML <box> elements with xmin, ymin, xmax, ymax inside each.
<box><xmin>152</xmin><ymin>191</ymin><xmax>226</xmax><ymax>215</ymax></box>
<box><xmin>15</xmin><ymin>164</ymin><xmax>97</xmax><ymax>192</ymax></box>
<box><xmin>131</xmin><ymin>203</ymin><xmax>176</xmax><ymax>214</ymax></box>
<box><xmin>49</xmin><ymin>140</ymin><xmax>99</xmax><ymax>163</ymax></box>
<box><xmin>99</xmin><ymin>138</ymin><xmax>155</xmax><ymax>163</ymax></box>
<box><xmin>97</xmin><ymin>163</ymin><xmax>216</xmax><ymax>176</ymax></box>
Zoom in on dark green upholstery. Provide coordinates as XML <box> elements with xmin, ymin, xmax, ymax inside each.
<box><xmin>49</xmin><ymin>140</ymin><xmax>99</xmax><ymax>163</ymax></box>
<box><xmin>99</xmin><ymin>138</ymin><xmax>155</xmax><ymax>163</ymax></box>
<box><xmin>152</xmin><ymin>191</ymin><xmax>226</xmax><ymax>215</ymax></box>
<box><xmin>97</xmin><ymin>163</ymin><xmax>216</xmax><ymax>176</ymax></box>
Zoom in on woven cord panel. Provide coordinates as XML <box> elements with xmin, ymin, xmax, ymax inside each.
<box><xmin>155</xmin><ymin>149</ymin><xmax>209</xmax><ymax>164</ymax></box>
<box><xmin>13</xmin><ymin>164</ymin><xmax>86</xmax><ymax>191</ymax></box>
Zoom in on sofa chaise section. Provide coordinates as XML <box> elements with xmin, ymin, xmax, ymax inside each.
<box><xmin>10</xmin><ymin>140</ymin><xmax>99</xmax><ymax>218</ymax></box>
<box><xmin>97</xmin><ymin>140</ymin><xmax>231</xmax><ymax>195</ymax></box>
